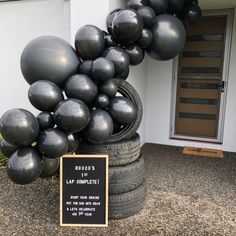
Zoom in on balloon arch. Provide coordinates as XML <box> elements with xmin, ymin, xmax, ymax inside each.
<box><xmin>0</xmin><ymin>0</ymin><xmax>202</xmax><ymax>184</ymax></box>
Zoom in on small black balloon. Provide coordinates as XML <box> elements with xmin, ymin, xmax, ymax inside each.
<box><xmin>137</xmin><ymin>6</ymin><xmax>156</xmax><ymax>28</ymax></box>
<box><xmin>37</xmin><ymin>112</ymin><xmax>55</xmax><ymax>131</ymax></box>
<box><xmin>54</xmin><ymin>99</ymin><xmax>90</xmax><ymax>133</ymax></box>
<box><xmin>75</xmin><ymin>25</ymin><xmax>105</xmax><ymax>60</ymax></box>
<box><xmin>37</xmin><ymin>128</ymin><xmax>69</xmax><ymax>158</ymax></box>
<box><xmin>67</xmin><ymin>134</ymin><xmax>79</xmax><ymax>153</ymax></box>
<box><xmin>78</xmin><ymin>60</ymin><xmax>93</xmax><ymax>76</ymax></box>
<box><xmin>28</xmin><ymin>80</ymin><xmax>63</xmax><ymax>112</ymax></box>
<box><xmin>137</xmin><ymin>28</ymin><xmax>153</xmax><ymax>48</ymax></box>
<box><xmin>105</xmin><ymin>35</ymin><xmax>117</xmax><ymax>47</ymax></box>
<box><xmin>148</xmin><ymin>0</ymin><xmax>168</xmax><ymax>15</ymax></box>
<box><xmin>168</xmin><ymin>0</ymin><xmax>184</xmax><ymax>13</ymax></box>
<box><xmin>94</xmin><ymin>94</ymin><xmax>110</xmax><ymax>108</ymax></box>
<box><xmin>64</xmin><ymin>74</ymin><xmax>98</xmax><ymax>104</ymax></box>
<box><xmin>100</xmin><ymin>79</ymin><xmax>118</xmax><ymax>97</ymax></box>
<box><xmin>183</xmin><ymin>4</ymin><xmax>202</xmax><ymax>26</ymax></box>
<box><xmin>7</xmin><ymin>147</ymin><xmax>42</xmax><ymax>185</ymax></box>
<box><xmin>106</xmin><ymin>9</ymin><xmax>121</xmax><ymax>35</ymax></box>
<box><xmin>40</xmin><ymin>157</ymin><xmax>59</xmax><ymax>178</ymax></box>
<box><xmin>0</xmin><ymin>140</ymin><xmax>18</xmax><ymax>158</ymax></box>
<box><xmin>120</xmin><ymin>68</ymin><xmax>130</xmax><ymax>80</ymax></box>
<box><xmin>126</xmin><ymin>44</ymin><xmax>145</xmax><ymax>66</ymax></box>
<box><xmin>127</xmin><ymin>0</ymin><xmax>148</xmax><ymax>9</ymax></box>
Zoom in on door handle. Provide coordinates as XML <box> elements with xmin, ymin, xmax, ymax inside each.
<box><xmin>219</xmin><ymin>81</ymin><xmax>225</xmax><ymax>93</ymax></box>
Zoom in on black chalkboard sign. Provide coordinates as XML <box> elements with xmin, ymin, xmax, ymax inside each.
<box><xmin>60</xmin><ymin>155</ymin><xmax>108</xmax><ymax>227</ymax></box>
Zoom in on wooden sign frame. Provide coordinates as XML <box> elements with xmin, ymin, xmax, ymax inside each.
<box><xmin>60</xmin><ymin>154</ymin><xmax>108</xmax><ymax>227</ymax></box>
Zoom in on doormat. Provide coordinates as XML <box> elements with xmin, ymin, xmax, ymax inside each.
<box><xmin>183</xmin><ymin>147</ymin><xmax>224</xmax><ymax>159</ymax></box>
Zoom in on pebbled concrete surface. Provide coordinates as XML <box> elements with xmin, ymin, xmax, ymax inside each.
<box><xmin>0</xmin><ymin>143</ymin><xmax>236</xmax><ymax>236</ymax></box>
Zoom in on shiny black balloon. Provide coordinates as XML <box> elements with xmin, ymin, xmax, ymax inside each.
<box><xmin>183</xmin><ymin>4</ymin><xmax>202</xmax><ymax>25</ymax></box>
<box><xmin>148</xmin><ymin>0</ymin><xmax>168</xmax><ymax>15</ymax></box>
<box><xmin>109</xmin><ymin>97</ymin><xmax>137</xmax><ymax>124</ymax></box>
<box><xmin>91</xmin><ymin>57</ymin><xmax>115</xmax><ymax>83</ymax></box>
<box><xmin>21</xmin><ymin>36</ymin><xmax>79</xmax><ymax>86</ymax></box>
<box><xmin>147</xmin><ymin>14</ymin><xmax>186</xmax><ymax>60</ymax></box>
<box><xmin>103</xmin><ymin>47</ymin><xmax>130</xmax><ymax>77</ymax></box>
<box><xmin>7</xmin><ymin>147</ymin><xmax>42</xmax><ymax>185</ymax></box>
<box><xmin>37</xmin><ymin>112</ymin><xmax>55</xmax><ymax>131</ymax></box>
<box><xmin>67</xmin><ymin>134</ymin><xmax>79</xmax><ymax>153</ymax></box>
<box><xmin>0</xmin><ymin>109</ymin><xmax>39</xmax><ymax>147</ymax></box>
<box><xmin>106</xmin><ymin>9</ymin><xmax>121</xmax><ymax>35</ymax></box>
<box><xmin>40</xmin><ymin>157</ymin><xmax>59</xmax><ymax>178</ymax></box>
<box><xmin>112</xmin><ymin>9</ymin><xmax>143</xmax><ymax>46</ymax></box>
<box><xmin>54</xmin><ymin>99</ymin><xmax>90</xmax><ymax>133</ymax></box>
<box><xmin>137</xmin><ymin>28</ymin><xmax>153</xmax><ymax>49</ymax></box>
<box><xmin>28</xmin><ymin>80</ymin><xmax>63</xmax><ymax>112</ymax></box>
<box><xmin>78</xmin><ymin>60</ymin><xmax>93</xmax><ymax>76</ymax></box>
<box><xmin>127</xmin><ymin>0</ymin><xmax>148</xmax><ymax>9</ymax></box>
<box><xmin>120</xmin><ymin>68</ymin><xmax>130</xmax><ymax>80</ymax></box>
<box><xmin>75</xmin><ymin>25</ymin><xmax>105</xmax><ymax>60</ymax></box>
<box><xmin>0</xmin><ymin>140</ymin><xmax>18</xmax><ymax>158</ymax></box>
<box><xmin>126</xmin><ymin>45</ymin><xmax>145</xmax><ymax>65</ymax></box>
<box><xmin>100</xmin><ymin>79</ymin><xmax>118</xmax><ymax>97</ymax></box>
<box><xmin>94</xmin><ymin>94</ymin><xmax>110</xmax><ymax>108</ymax></box>
<box><xmin>105</xmin><ymin>35</ymin><xmax>117</xmax><ymax>47</ymax></box>
<box><xmin>85</xmin><ymin>110</ymin><xmax>113</xmax><ymax>144</ymax></box>
<box><xmin>37</xmin><ymin>128</ymin><xmax>68</xmax><ymax>158</ymax></box>
<box><xmin>137</xmin><ymin>6</ymin><xmax>156</xmax><ymax>28</ymax></box>
<box><xmin>64</xmin><ymin>74</ymin><xmax>98</xmax><ymax>104</ymax></box>
<box><xmin>169</xmin><ymin>0</ymin><xmax>184</xmax><ymax>12</ymax></box>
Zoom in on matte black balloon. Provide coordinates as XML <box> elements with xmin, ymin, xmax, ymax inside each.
<box><xmin>85</xmin><ymin>110</ymin><xmax>113</xmax><ymax>144</ymax></box>
<box><xmin>103</xmin><ymin>47</ymin><xmax>130</xmax><ymax>77</ymax></box>
<box><xmin>37</xmin><ymin>112</ymin><xmax>55</xmax><ymax>131</ymax></box>
<box><xmin>148</xmin><ymin>0</ymin><xmax>168</xmax><ymax>15</ymax></box>
<box><xmin>67</xmin><ymin>133</ymin><xmax>79</xmax><ymax>153</ymax></box>
<box><xmin>183</xmin><ymin>4</ymin><xmax>202</xmax><ymax>25</ymax></box>
<box><xmin>37</xmin><ymin>128</ymin><xmax>68</xmax><ymax>158</ymax></box>
<box><xmin>78</xmin><ymin>60</ymin><xmax>93</xmax><ymax>76</ymax></box>
<box><xmin>127</xmin><ymin>0</ymin><xmax>148</xmax><ymax>9</ymax></box>
<box><xmin>94</xmin><ymin>94</ymin><xmax>110</xmax><ymax>108</ymax></box>
<box><xmin>106</xmin><ymin>9</ymin><xmax>121</xmax><ymax>35</ymax></box>
<box><xmin>109</xmin><ymin>97</ymin><xmax>137</xmax><ymax>124</ymax></box>
<box><xmin>126</xmin><ymin>45</ymin><xmax>145</xmax><ymax>65</ymax></box>
<box><xmin>105</xmin><ymin>35</ymin><xmax>117</xmax><ymax>47</ymax></box>
<box><xmin>137</xmin><ymin>6</ymin><xmax>156</xmax><ymax>28</ymax></box>
<box><xmin>21</xmin><ymin>36</ymin><xmax>79</xmax><ymax>86</ymax></box>
<box><xmin>7</xmin><ymin>147</ymin><xmax>42</xmax><ymax>185</ymax></box>
<box><xmin>28</xmin><ymin>80</ymin><xmax>63</xmax><ymax>112</ymax></box>
<box><xmin>64</xmin><ymin>74</ymin><xmax>98</xmax><ymax>104</ymax></box>
<box><xmin>91</xmin><ymin>57</ymin><xmax>115</xmax><ymax>83</ymax></box>
<box><xmin>137</xmin><ymin>28</ymin><xmax>153</xmax><ymax>48</ymax></box>
<box><xmin>0</xmin><ymin>109</ymin><xmax>39</xmax><ymax>147</ymax></box>
<box><xmin>40</xmin><ymin>157</ymin><xmax>59</xmax><ymax>178</ymax></box>
<box><xmin>112</xmin><ymin>9</ymin><xmax>143</xmax><ymax>45</ymax></box>
<box><xmin>147</xmin><ymin>14</ymin><xmax>186</xmax><ymax>60</ymax></box>
<box><xmin>75</xmin><ymin>25</ymin><xmax>105</xmax><ymax>60</ymax></box>
<box><xmin>0</xmin><ymin>140</ymin><xmax>18</xmax><ymax>158</ymax></box>
<box><xmin>169</xmin><ymin>0</ymin><xmax>184</xmax><ymax>12</ymax></box>
<box><xmin>54</xmin><ymin>99</ymin><xmax>90</xmax><ymax>133</ymax></box>
<box><xmin>100</xmin><ymin>79</ymin><xmax>118</xmax><ymax>97</ymax></box>
<box><xmin>120</xmin><ymin>68</ymin><xmax>130</xmax><ymax>80</ymax></box>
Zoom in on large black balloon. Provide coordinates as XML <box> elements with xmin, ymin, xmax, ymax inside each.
<box><xmin>137</xmin><ymin>6</ymin><xmax>156</xmax><ymax>28</ymax></box>
<box><xmin>0</xmin><ymin>140</ymin><xmax>18</xmax><ymax>158</ymax></box>
<box><xmin>75</xmin><ymin>25</ymin><xmax>105</xmax><ymax>60</ymax></box>
<box><xmin>94</xmin><ymin>94</ymin><xmax>110</xmax><ymax>108</ymax></box>
<box><xmin>0</xmin><ymin>109</ymin><xmax>39</xmax><ymax>147</ymax></box>
<box><xmin>7</xmin><ymin>147</ymin><xmax>42</xmax><ymax>185</ymax></box>
<box><xmin>54</xmin><ymin>99</ymin><xmax>90</xmax><ymax>133</ymax></box>
<box><xmin>106</xmin><ymin>9</ymin><xmax>121</xmax><ymax>35</ymax></box>
<box><xmin>21</xmin><ymin>36</ymin><xmax>79</xmax><ymax>86</ymax></box>
<box><xmin>40</xmin><ymin>157</ymin><xmax>59</xmax><ymax>178</ymax></box>
<box><xmin>109</xmin><ymin>97</ymin><xmax>137</xmax><ymax>124</ymax></box>
<box><xmin>147</xmin><ymin>14</ymin><xmax>186</xmax><ymax>60</ymax></box>
<box><xmin>100</xmin><ymin>79</ymin><xmax>118</xmax><ymax>97</ymax></box>
<box><xmin>37</xmin><ymin>112</ymin><xmax>55</xmax><ymax>131</ymax></box>
<box><xmin>78</xmin><ymin>60</ymin><xmax>93</xmax><ymax>76</ymax></box>
<box><xmin>183</xmin><ymin>4</ymin><xmax>202</xmax><ymax>25</ymax></box>
<box><xmin>37</xmin><ymin>128</ymin><xmax>68</xmax><ymax>158</ymax></box>
<box><xmin>169</xmin><ymin>0</ymin><xmax>184</xmax><ymax>12</ymax></box>
<box><xmin>126</xmin><ymin>45</ymin><xmax>145</xmax><ymax>65</ymax></box>
<box><xmin>67</xmin><ymin>134</ymin><xmax>79</xmax><ymax>153</ymax></box>
<box><xmin>85</xmin><ymin>110</ymin><xmax>113</xmax><ymax>144</ymax></box>
<box><xmin>148</xmin><ymin>0</ymin><xmax>168</xmax><ymax>15</ymax></box>
<box><xmin>112</xmin><ymin>9</ymin><xmax>143</xmax><ymax>46</ymax></box>
<box><xmin>127</xmin><ymin>0</ymin><xmax>148</xmax><ymax>9</ymax></box>
<box><xmin>103</xmin><ymin>47</ymin><xmax>130</xmax><ymax>77</ymax></box>
<box><xmin>105</xmin><ymin>35</ymin><xmax>117</xmax><ymax>48</ymax></box>
<box><xmin>28</xmin><ymin>80</ymin><xmax>63</xmax><ymax>112</ymax></box>
<box><xmin>91</xmin><ymin>57</ymin><xmax>115</xmax><ymax>83</ymax></box>
<box><xmin>64</xmin><ymin>74</ymin><xmax>98</xmax><ymax>104</ymax></box>
<box><xmin>137</xmin><ymin>28</ymin><xmax>153</xmax><ymax>48</ymax></box>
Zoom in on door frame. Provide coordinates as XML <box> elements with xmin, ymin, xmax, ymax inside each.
<box><xmin>170</xmin><ymin>9</ymin><xmax>234</xmax><ymax>143</ymax></box>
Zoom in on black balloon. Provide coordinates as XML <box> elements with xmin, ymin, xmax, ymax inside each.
<box><xmin>28</xmin><ymin>80</ymin><xmax>63</xmax><ymax>112</ymax></box>
<box><xmin>64</xmin><ymin>74</ymin><xmax>98</xmax><ymax>104</ymax></box>
<box><xmin>85</xmin><ymin>110</ymin><xmax>113</xmax><ymax>144</ymax></box>
<box><xmin>137</xmin><ymin>28</ymin><xmax>153</xmax><ymax>48</ymax></box>
<box><xmin>100</xmin><ymin>79</ymin><xmax>118</xmax><ymax>97</ymax></box>
<box><xmin>127</xmin><ymin>0</ymin><xmax>148</xmax><ymax>9</ymax></box>
<box><xmin>37</xmin><ymin>112</ymin><xmax>55</xmax><ymax>131</ymax></box>
<box><xmin>78</xmin><ymin>60</ymin><xmax>93</xmax><ymax>76</ymax></box>
<box><xmin>109</xmin><ymin>97</ymin><xmax>137</xmax><ymax>124</ymax></box>
<box><xmin>103</xmin><ymin>47</ymin><xmax>130</xmax><ymax>77</ymax></box>
<box><xmin>75</xmin><ymin>25</ymin><xmax>105</xmax><ymax>60</ymax></box>
<box><xmin>169</xmin><ymin>0</ymin><xmax>184</xmax><ymax>12</ymax></box>
<box><xmin>120</xmin><ymin>68</ymin><xmax>130</xmax><ymax>80</ymax></box>
<box><xmin>94</xmin><ymin>94</ymin><xmax>110</xmax><ymax>108</ymax></box>
<box><xmin>0</xmin><ymin>109</ymin><xmax>39</xmax><ymax>147</ymax></box>
<box><xmin>147</xmin><ymin>14</ymin><xmax>186</xmax><ymax>60</ymax></box>
<box><xmin>67</xmin><ymin>134</ymin><xmax>79</xmax><ymax>153</ymax></box>
<box><xmin>106</xmin><ymin>9</ymin><xmax>121</xmax><ymax>35</ymax></box>
<box><xmin>37</xmin><ymin>128</ymin><xmax>68</xmax><ymax>158</ymax></box>
<box><xmin>148</xmin><ymin>0</ymin><xmax>168</xmax><ymax>15</ymax></box>
<box><xmin>183</xmin><ymin>4</ymin><xmax>202</xmax><ymax>25</ymax></box>
<box><xmin>91</xmin><ymin>57</ymin><xmax>115</xmax><ymax>83</ymax></box>
<box><xmin>54</xmin><ymin>99</ymin><xmax>90</xmax><ymax>133</ymax></box>
<box><xmin>0</xmin><ymin>140</ymin><xmax>18</xmax><ymax>158</ymax></box>
<box><xmin>21</xmin><ymin>36</ymin><xmax>79</xmax><ymax>86</ymax></box>
<box><xmin>105</xmin><ymin>35</ymin><xmax>117</xmax><ymax>47</ymax></box>
<box><xmin>137</xmin><ymin>6</ymin><xmax>156</xmax><ymax>28</ymax></box>
<box><xmin>112</xmin><ymin>9</ymin><xmax>143</xmax><ymax>45</ymax></box>
<box><xmin>126</xmin><ymin>45</ymin><xmax>145</xmax><ymax>65</ymax></box>
<box><xmin>7</xmin><ymin>147</ymin><xmax>42</xmax><ymax>185</ymax></box>
<box><xmin>40</xmin><ymin>157</ymin><xmax>59</xmax><ymax>178</ymax></box>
